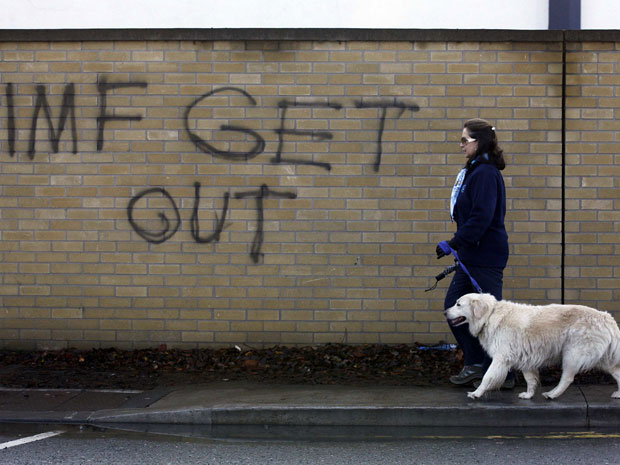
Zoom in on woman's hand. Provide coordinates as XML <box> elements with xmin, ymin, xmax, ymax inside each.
<box><xmin>436</xmin><ymin>240</ymin><xmax>458</xmax><ymax>259</ymax></box>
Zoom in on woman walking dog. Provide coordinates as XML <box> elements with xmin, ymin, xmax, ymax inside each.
<box><xmin>436</xmin><ymin>118</ymin><xmax>512</xmax><ymax>388</ymax></box>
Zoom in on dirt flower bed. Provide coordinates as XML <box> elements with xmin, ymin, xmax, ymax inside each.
<box><xmin>0</xmin><ymin>344</ymin><xmax>612</xmax><ymax>390</ymax></box>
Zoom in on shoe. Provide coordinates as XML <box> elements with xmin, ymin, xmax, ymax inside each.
<box><xmin>449</xmin><ymin>365</ymin><xmax>484</xmax><ymax>385</ymax></box>
<box><xmin>473</xmin><ymin>377</ymin><xmax>516</xmax><ymax>390</ymax></box>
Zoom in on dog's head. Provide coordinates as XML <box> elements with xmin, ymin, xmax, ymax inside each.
<box><xmin>444</xmin><ymin>293</ymin><xmax>497</xmax><ymax>336</ymax></box>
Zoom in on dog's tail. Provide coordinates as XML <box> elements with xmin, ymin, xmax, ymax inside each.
<box><xmin>606</xmin><ymin>314</ymin><xmax>620</xmax><ymax>366</ymax></box>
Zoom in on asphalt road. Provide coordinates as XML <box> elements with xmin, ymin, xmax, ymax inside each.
<box><xmin>1</xmin><ymin>424</ymin><xmax>619</xmax><ymax>465</ymax></box>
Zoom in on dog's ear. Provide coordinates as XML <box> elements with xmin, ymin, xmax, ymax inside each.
<box><xmin>471</xmin><ymin>295</ymin><xmax>493</xmax><ymax>320</ymax></box>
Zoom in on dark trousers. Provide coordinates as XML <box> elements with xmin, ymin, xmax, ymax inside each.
<box><xmin>444</xmin><ymin>265</ymin><xmax>503</xmax><ymax>367</ymax></box>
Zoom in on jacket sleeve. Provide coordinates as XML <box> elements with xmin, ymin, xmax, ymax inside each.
<box><xmin>451</xmin><ymin>168</ymin><xmax>498</xmax><ymax>249</ymax></box>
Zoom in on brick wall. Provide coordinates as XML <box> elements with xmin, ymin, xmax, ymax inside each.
<box><xmin>0</xmin><ymin>30</ymin><xmax>617</xmax><ymax>349</ymax></box>
<box><xmin>565</xmin><ymin>40</ymin><xmax>620</xmax><ymax>308</ymax></box>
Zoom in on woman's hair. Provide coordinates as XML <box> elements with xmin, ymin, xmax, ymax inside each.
<box><xmin>463</xmin><ymin>118</ymin><xmax>506</xmax><ymax>170</ymax></box>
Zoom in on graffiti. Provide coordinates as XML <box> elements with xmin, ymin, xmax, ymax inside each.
<box><xmin>235</xmin><ymin>184</ymin><xmax>297</xmax><ymax>263</ymax></box>
<box><xmin>183</xmin><ymin>87</ymin><xmax>420</xmax><ymax>171</ymax></box>
<box><xmin>5</xmin><ymin>83</ymin><xmax>79</xmax><ymax>159</ymax></box>
<box><xmin>97</xmin><ymin>77</ymin><xmax>148</xmax><ymax>151</ymax></box>
<box><xmin>273</xmin><ymin>100</ymin><xmax>343</xmax><ymax>171</ymax></box>
<box><xmin>128</xmin><ymin>183</ymin><xmax>296</xmax><ymax>263</ymax></box>
<box><xmin>6</xmin><ymin>78</ymin><xmax>148</xmax><ymax>158</ymax></box>
<box><xmin>355</xmin><ymin>100</ymin><xmax>420</xmax><ymax>172</ymax></box>
<box><xmin>127</xmin><ymin>187</ymin><xmax>181</xmax><ymax>244</ymax></box>
<box><xmin>7</xmin><ymin>80</ymin><xmax>419</xmax><ymax>171</ymax></box>
<box><xmin>190</xmin><ymin>182</ymin><xmax>230</xmax><ymax>244</ymax></box>
<box><xmin>5</xmin><ymin>79</ymin><xmax>420</xmax><ymax>262</ymax></box>
<box><xmin>6</xmin><ymin>83</ymin><xmax>15</xmax><ymax>157</ymax></box>
<box><xmin>184</xmin><ymin>87</ymin><xmax>265</xmax><ymax>161</ymax></box>
<box><xmin>29</xmin><ymin>84</ymin><xmax>78</xmax><ymax>159</ymax></box>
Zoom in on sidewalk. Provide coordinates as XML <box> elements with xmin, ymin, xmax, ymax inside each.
<box><xmin>1</xmin><ymin>382</ymin><xmax>619</xmax><ymax>430</ymax></box>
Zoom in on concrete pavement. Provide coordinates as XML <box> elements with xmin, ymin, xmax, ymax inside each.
<box><xmin>0</xmin><ymin>382</ymin><xmax>619</xmax><ymax>430</ymax></box>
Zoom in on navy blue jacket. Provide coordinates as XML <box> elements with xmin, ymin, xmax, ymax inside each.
<box><xmin>451</xmin><ymin>158</ymin><xmax>508</xmax><ymax>268</ymax></box>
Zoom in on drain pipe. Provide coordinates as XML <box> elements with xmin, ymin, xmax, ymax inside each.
<box><xmin>560</xmin><ymin>31</ymin><xmax>566</xmax><ymax>305</ymax></box>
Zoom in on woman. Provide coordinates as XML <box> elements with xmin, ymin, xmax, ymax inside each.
<box><xmin>436</xmin><ymin>118</ymin><xmax>511</xmax><ymax>387</ymax></box>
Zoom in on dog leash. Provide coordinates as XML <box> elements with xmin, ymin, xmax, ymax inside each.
<box><xmin>425</xmin><ymin>243</ymin><xmax>483</xmax><ymax>293</ymax></box>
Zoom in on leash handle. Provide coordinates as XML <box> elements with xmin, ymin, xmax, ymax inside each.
<box><xmin>424</xmin><ymin>264</ymin><xmax>458</xmax><ymax>292</ymax></box>
<box><xmin>428</xmin><ymin>242</ymin><xmax>484</xmax><ymax>293</ymax></box>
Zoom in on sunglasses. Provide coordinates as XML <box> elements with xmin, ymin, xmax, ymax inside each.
<box><xmin>460</xmin><ymin>136</ymin><xmax>476</xmax><ymax>145</ymax></box>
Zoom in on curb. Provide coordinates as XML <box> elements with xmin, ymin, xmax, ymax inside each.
<box><xmin>88</xmin><ymin>403</ymin><xmax>589</xmax><ymax>428</ymax></box>
<box><xmin>1</xmin><ymin>385</ymin><xmax>618</xmax><ymax>430</ymax></box>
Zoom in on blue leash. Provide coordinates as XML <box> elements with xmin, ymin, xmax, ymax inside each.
<box><xmin>450</xmin><ymin>248</ymin><xmax>483</xmax><ymax>293</ymax></box>
<box><xmin>425</xmin><ymin>244</ymin><xmax>483</xmax><ymax>293</ymax></box>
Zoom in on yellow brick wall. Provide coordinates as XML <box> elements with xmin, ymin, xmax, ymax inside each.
<box><xmin>565</xmin><ymin>41</ymin><xmax>620</xmax><ymax>311</ymax></box>
<box><xmin>0</xmin><ymin>33</ymin><xmax>617</xmax><ymax>349</ymax></box>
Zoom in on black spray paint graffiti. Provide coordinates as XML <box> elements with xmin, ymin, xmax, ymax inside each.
<box><xmin>30</xmin><ymin>84</ymin><xmax>78</xmax><ymax>159</ymax></box>
<box><xmin>6</xmin><ymin>83</ymin><xmax>15</xmax><ymax>157</ymax></box>
<box><xmin>272</xmin><ymin>100</ymin><xmax>343</xmax><ymax>171</ymax></box>
<box><xmin>97</xmin><ymin>77</ymin><xmax>148</xmax><ymax>151</ymax></box>
<box><xmin>234</xmin><ymin>184</ymin><xmax>297</xmax><ymax>263</ymax></box>
<box><xmin>190</xmin><ymin>182</ymin><xmax>230</xmax><ymax>244</ymax></box>
<box><xmin>8</xmin><ymin>80</ymin><xmax>419</xmax><ymax>172</ymax></box>
<box><xmin>184</xmin><ymin>87</ymin><xmax>265</xmax><ymax>161</ymax></box>
<box><xmin>126</xmin><ymin>187</ymin><xmax>181</xmax><ymax>244</ymax></box>
<box><xmin>128</xmin><ymin>183</ymin><xmax>296</xmax><ymax>263</ymax></box>
<box><xmin>5</xmin><ymin>78</ymin><xmax>148</xmax><ymax>157</ymax></box>
<box><xmin>184</xmin><ymin>87</ymin><xmax>420</xmax><ymax>172</ymax></box>
<box><xmin>6</xmin><ymin>83</ymin><xmax>79</xmax><ymax>159</ymax></box>
<box><xmin>5</xmin><ymin>79</ymin><xmax>419</xmax><ymax>261</ymax></box>
<box><xmin>355</xmin><ymin>100</ymin><xmax>419</xmax><ymax>172</ymax></box>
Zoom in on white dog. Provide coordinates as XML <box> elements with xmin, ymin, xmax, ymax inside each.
<box><xmin>445</xmin><ymin>293</ymin><xmax>620</xmax><ymax>400</ymax></box>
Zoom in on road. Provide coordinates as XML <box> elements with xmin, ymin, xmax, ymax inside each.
<box><xmin>0</xmin><ymin>423</ymin><xmax>619</xmax><ymax>465</ymax></box>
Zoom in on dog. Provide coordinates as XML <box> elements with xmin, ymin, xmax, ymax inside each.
<box><xmin>444</xmin><ymin>293</ymin><xmax>620</xmax><ymax>400</ymax></box>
